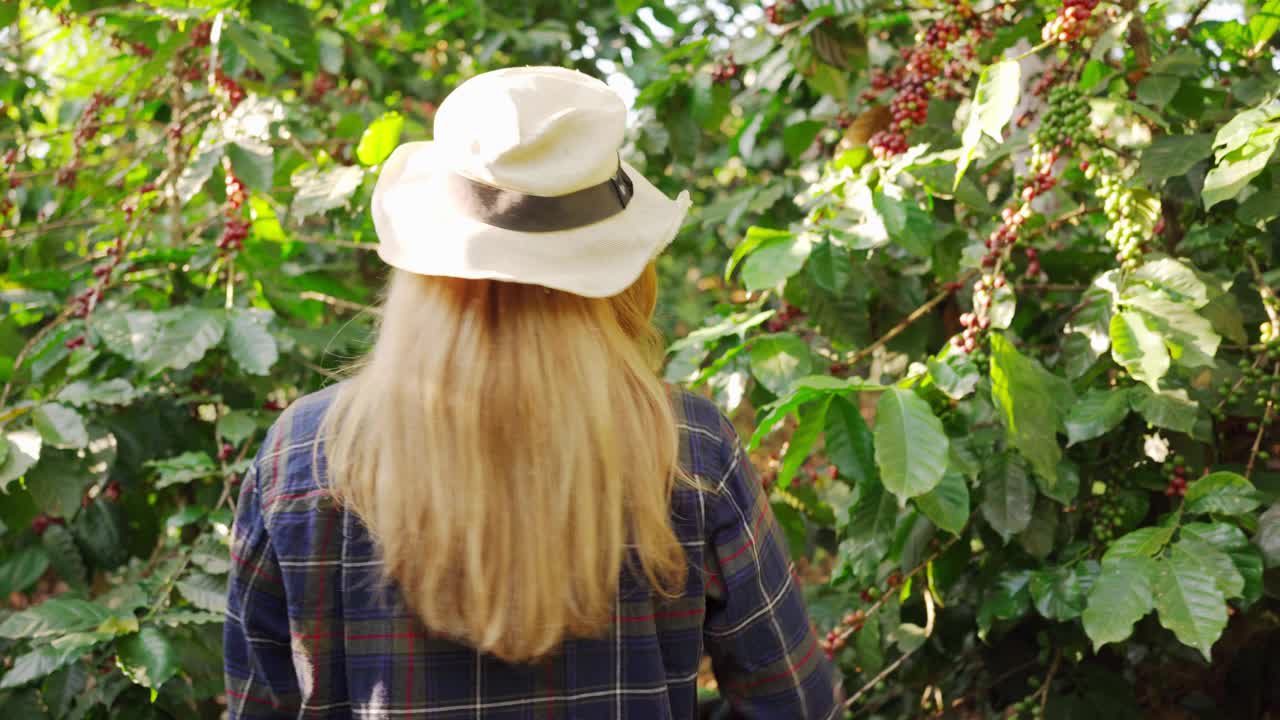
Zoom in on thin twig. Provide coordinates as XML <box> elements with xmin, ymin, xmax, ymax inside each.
<box><xmin>1036</xmin><ymin>649</ymin><xmax>1063</xmax><ymax>714</ymax></box>
<box><xmin>0</xmin><ymin>216</ymin><xmax>103</xmax><ymax>239</ymax></box>
<box><xmin>1186</xmin><ymin>0</ymin><xmax>1213</xmax><ymax>28</ymax></box>
<box><xmin>298</xmin><ymin>291</ymin><xmax>381</xmax><ymax>315</ymax></box>
<box><xmin>843</xmin><ymin>273</ymin><xmax>975</xmax><ymax>366</ymax></box>
<box><xmin>1245</xmin><ymin>365</ymin><xmax>1275</xmax><ymax>479</ymax></box>
<box><xmin>845</xmin><ymin>646</ymin><xmax>920</xmax><ymax>709</ymax></box>
<box><xmin>833</xmin><ymin>536</ymin><xmax>959</xmax><ymax>647</ymax></box>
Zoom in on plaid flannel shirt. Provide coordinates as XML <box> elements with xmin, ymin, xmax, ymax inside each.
<box><xmin>224</xmin><ymin>385</ymin><xmax>840</xmax><ymax>719</ymax></box>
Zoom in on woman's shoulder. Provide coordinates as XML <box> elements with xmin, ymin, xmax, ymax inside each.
<box><xmin>249</xmin><ymin>383</ymin><xmax>345</xmax><ymax>508</ymax></box>
<box><xmin>667</xmin><ymin>386</ymin><xmax>743</xmax><ymax>478</ymax></box>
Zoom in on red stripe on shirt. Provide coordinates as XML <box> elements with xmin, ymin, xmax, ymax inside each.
<box><xmin>732</xmin><ymin>639</ymin><xmax>819</xmax><ymax>691</ymax></box>
<box><xmin>265</xmin><ymin>488</ymin><xmax>330</xmax><ymax>508</ymax></box>
<box><xmin>231</xmin><ymin>550</ymin><xmax>277</xmax><ymax>582</ymax></box>
<box><xmin>226</xmin><ymin>688</ymin><xmax>281</xmax><ymax>708</ymax></box>
<box><xmin>720</xmin><ymin>504</ymin><xmax>769</xmax><ymax>565</ymax></box>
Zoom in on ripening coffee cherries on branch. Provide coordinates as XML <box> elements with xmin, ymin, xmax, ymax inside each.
<box><xmin>865</xmin><ymin>0</ymin><xmax>994</xmax><ymax>160</ymax></box>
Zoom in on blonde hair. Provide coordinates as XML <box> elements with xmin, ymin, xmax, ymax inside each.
<box><xmin>320</xmin><ymin>263</ymin><xmax>687</xmax><ymax>662</ymax></box>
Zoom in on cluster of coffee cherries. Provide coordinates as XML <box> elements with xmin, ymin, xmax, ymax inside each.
<box><xmin>953</xmin><ymin>143</ymin><xmax>1070</xmax><ymax>353</ymax></box>
<box><xmin>865</xmin><ymin>0</ymin><xmax>989</xmax><ymax>160</ymax></box>
<box><xmin>1161</xmin><ymin>456</ymin><xmax>1192</xmax><ymax>497</ymax></box>
<box><xmin>711</xmin><ymin>54</ymin><xmax>742</xmax><ymax>85</ymax></box>
<box><xmin>108</xmin><ymin>33</ymin><xmax>154</xmax><ymax>58</ymax></box>
<box><xmin>821</xmin><ymin>609</ymin><xmax>865</xmax><ymax>658</ymax></box>
<box><xmin>177</xmin><ymin>21</ymin><xmax>213</xmax><ymax>82</ymax></box>
<box><xmin>764</xmin><ymin>0</ymin><xmax>802</xmax><ymax>25</ymax></box>
<box><xmin>1040</xmin><ymin>0</ymin><xmax>1101</xmax><ymax>44</ymax></box>
<box><xmin>83</xmin><ymin>480</ymin><xmax>122</xmax><ymax>508</ymax></box>
<box><xmin>309</xmin><ymin>72</ymin><xmax>339</xmax><ymax>102</ymax></box>
<box><xmin>65</xmin><ymin>235</ymin><xmax>131</xmax><ymax>334</ymax></box>
<box><xmin>1086</xmin><ymin>469</ymin><xmax>1135</xmax><ymax>543</ymax></box>
<box><xmin>56</xmin><ymin>91</ymin><xmax>112</xmax><ymax>188</ymax></box>
<box><xmin>1217</xmin><ymin>351</ymin><xmax>1280</xmax><ymax>428</ymax></box>
<box><xmin>1033</xmin><ymin>85</ymin><xmax>1090</xmax><ymax>152</ymax></box>
<box><xmin>219</xmin><ymin>169</ymin><xmax>250</xmax><ymax>254</ymax></box>
<box><xmin>819</xmin><ymin>572</ymin><xmax>901</xmax><ymax>658</ymax></box>
<box><xmin>215</xmin><ymin>68</ymin><xmax>247</xmax><ymax>109</ymax></box>
<box><xmin>1029</xmin><ymin>62</ymin><xmax>1067</xmax><ymax>98</ymax></box>
<box><xmin>1005</xmin><ymin>694</ymin><xmax>1046</xmax><ymax>719</ymax></box>
<box><xmin>764</xmin><ymin>302</ymin><xmax>805</xmax><ymax>333</ymax></box>
<box><xmin>1</xmin><ymin>148</ymin><xmax>18</xmax><ymax>218</ymax></box>
<box><xmin>1094</xmin><ymin>172</ymin><xmax>1149</xmax><ymax>271</ymax></box>
<box><xmin>29</xmin><ymin>514</ymin><xmax>67</xmax><ymax>540</ymax></box>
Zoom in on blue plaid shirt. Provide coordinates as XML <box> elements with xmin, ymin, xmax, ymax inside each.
<box><xmin>224</xmin><ymin>385</ymin><xmax>840</xmax><ymax>718</ymax></box>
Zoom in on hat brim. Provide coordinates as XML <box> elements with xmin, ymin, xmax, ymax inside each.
<box><xmin>371</xmin><ymin>142</ymin><xmax>691</xmax><ymax>298</ymax></box>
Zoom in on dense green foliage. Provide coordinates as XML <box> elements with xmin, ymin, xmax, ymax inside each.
<box><xmin>2</xmin><ymin>0</ymin><xmax>1280</xmax><ymax>717</ymax></box>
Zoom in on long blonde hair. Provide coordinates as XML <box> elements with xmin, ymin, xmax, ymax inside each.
<box><xmin>320</xmin><ymin>263</ymin><xmax>687</xmax><ymax>662</ymax></box>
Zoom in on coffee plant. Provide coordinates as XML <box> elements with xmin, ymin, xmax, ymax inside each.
<box><xmin>1</xmin><ymin>0</ymin><xmax>1279</xmax><ymax>717</ymax></box>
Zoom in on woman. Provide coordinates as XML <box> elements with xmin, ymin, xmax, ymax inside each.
<box><xmin>224</xmin><ymin>66</ymin><xmax>840</xmax><ymax>719</ymax></box>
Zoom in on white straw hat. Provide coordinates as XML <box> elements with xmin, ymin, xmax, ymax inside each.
<box><xmin>371</xmin><ymin>66</ymin><xmax>692</xmax><ymax>298</ymax></box>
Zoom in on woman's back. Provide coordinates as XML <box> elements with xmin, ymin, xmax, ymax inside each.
<box><xmin>224</xmin><ymin>65</ymin><xmax>837</xmax><ymax>719</ymax></box>
<box><xmin>224</xmin><ymin>385</ymin><xmax>838</xmax><ymax>719</ymax></box>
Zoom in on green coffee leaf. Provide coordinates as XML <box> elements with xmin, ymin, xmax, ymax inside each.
<box><xmin>42</xmin><ymin>524</ymin><xmax>88</xmax><ymax>593</ymax></box>
<box><xmin>842</xmin><ymin>478</ymin><xmax>899</xmax><ymax>567</ymax></box>
<box><xmin>1110</xmin><ymin>311</ymin><xmax>1170</xmax><ymax>391</ymax></box>
<box><xmin>0</xmin><ymin>644</ymin><xmax>84</xmax><ymax>689</ymax></box>
<box><xmin>1185</xmin><ymin>471</ymin><xmax>1262</xmax><ymax>515</ymax></box>
<box><xmin>1017</xmin><ymin>496</ymin><xmax>1059</xmax><ymax>559</ymax></box>
<box><xmin>823</xmin><ymin>396</ymin><xmax>877</xmax><ymax>486</ymax></box>
<box><xmin>742</xmin><ymin>234</ymin><xmax>813</xmax><ymax>291</ymax></box>
<box><xmin>0</xmin><ymin>598</ymin><xmax>113</xmax><ymax>639</ymax></box>
<box><xmin>777</xmin><ymin>398</ymin><xmax>830</xmax><ymax>490</ymax></box>
<box><xmin>226</xmin><ymin>141</ymin><xmax>274</xmax><ymax>193</ymax></box>
<box><xmin>217</xmin><ymin>411</ymin><xmax>258</xmax><ymax>445</ymax></box>
<box><xmin>1104</xmin><ymin>525</ymin><xmax>1174</xmax><ymax>561</ymax></box>
<box><xmin>58</xmin><ymin>379</ymin><xmax>136</xmax><ymax>407</ymax></box>
<box><xmin>144</xmin><ymin>309</ymin><xmax>226</xmax><ymax>374</ymax></box>
<box><xmin>1154</xmin><ymin>544</ymin><xmax>1228</xmax><ymax>660</ymax></box>
<box><xmin>748</xmin><ymin>333</ymin><xmax>813</xmax><ymax>396</ymax></box>
<box><xmin>116</xmin><ymin>627</ymin><xmax>178</xmax><ymax>689</ymax></box>
<box><xmin>1082</xmin><ymin>555</ymin><xmax>1157</xmax><ymax>649</ymax></box>
<box><xmin>1174</xmin><ymin>536</ymin><xmax>1243</xmax><ymax>599</ymax></box>
<box><xmin>956</xmin><ymin>60</ymin><xmax>1020</xmax><ymax>188</ymax></box>
<box><xmin>1203</xmin><ymin>120</ymin><xmax>1279</xmax><ymax>209</ymax></box>
<box><xmin>806</xmin><ymin>240</ymin><xmax>851</xmax><ymax>294</ymax></box>
<box><xmin>980</xmin><ymin>453</ymin><xmax>1034</xmax><ymax>543</ymax></box>
<box><xmin>33</xmin><ymin>404</ymin><xmax>89</xmax><ymax>449</ymax></box>
<box><xmin>1139</xmin><ymin>133</ymin><xmax>1214</xmax><ymax>183</ymax></box>
<box><xmin>1131</xmin><ymin>258</ymin><xmax>1210</xmax><ymax>307</ymax></box>
<box><xmin>1029</xmin><ymin>562</ymin><xmax>1096</xmax><ymax>621</ymax></box>
<box><xmin>0</xmin><ymin>431</ymin><xmax>42</xmax><ymax>493</ymax></box>
<box><xmin>176</xmin><ymin>572</ymin><xmax>229</xmax><ymax>613</ymax></box>
<box><xmin>227</xmin><ymin>309</ymin><xmax>279</xmax><ymax>376</ymax></box>
<box><xmin>290</xmin><ymin>165</ymin><xmax>365</xmax><ymax>220</ymax></box>
<box><xmin>0</xmin><ymin>547</ymin><xmax>49</xmax><ymax>596</ymax></box>
<box><xmin>1258</xmin><ymin>503</ymin><xmax>1280</xmax><ymax>567</ymax></box>
<box><xmin>727</xmin><ymin>226</ymin><xmax>792</xmax><ymax>281</ymax></box>
<box><xmin>1065</xmin><ymin>388</ymin><xmax>1132</xmax><ymax>446</ymax></box>
<box><xmin>147</xmin><ymin>452</ymin><xmax>218</xmax><ymax>489</ymax></box>
<box><xmin>94</xmin><ymin>311</ymin><xmax>160</xmax><ymax>362</ymax></box>
<box><xmin>872</xmin><ymin>192</ymin><xmax>935</xmax><ymax>258</ymax></box>
<box><xmin>977</xmin><ymin>570</ymin><xmax>1032</xmax><ymax>635</ymax></box>
<box><xmin>1129</xmin><ymin>386</ymin><xmax>1199</xmax><ymax>435</ymax></box>
<box><xmin>356</xmin><ymin>111</ymin><xmax>405</xmax><ymax>166</ymax></box>
<box><xmin>874</xmin><ymin>387</ymin><xmax>949</xmax><ymax>499</ymax></box>
<box><xmin>990</xmin><ymin>333</ymin><xmax>1071</xmax><ymax>487</ymax></box>
<box><xmin>914</xmin><ymin>471</ymin><xmax>969</xmax><ymax>535</ymax></box>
